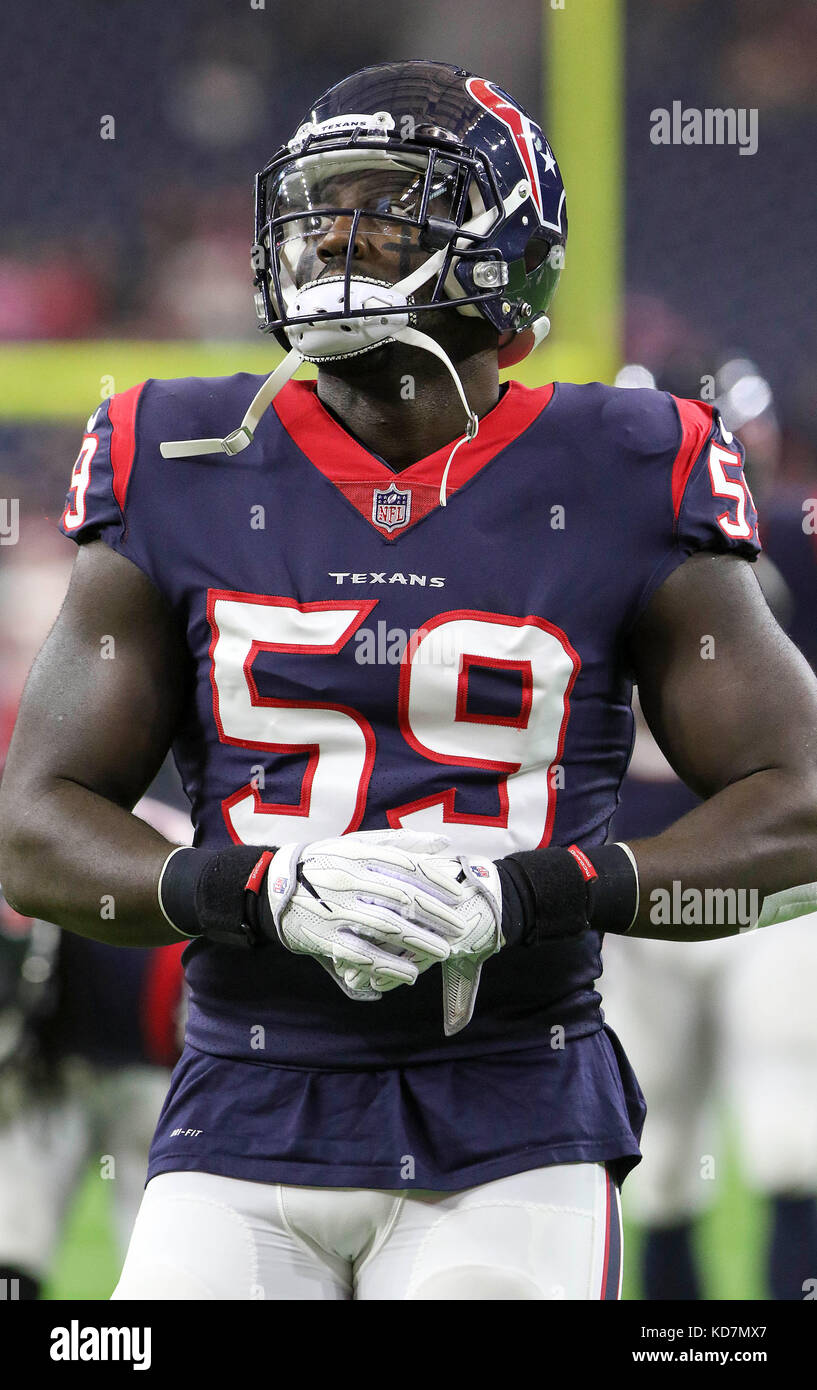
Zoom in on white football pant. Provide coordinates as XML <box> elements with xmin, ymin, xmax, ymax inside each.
<box><xmin>112</xmin><ymin>1160</ymin><xmax>622</xmax><ymax>1300</ymax></box>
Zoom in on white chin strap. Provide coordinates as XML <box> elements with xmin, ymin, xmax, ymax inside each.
<box><xmin>160</xmin><ymin>178</ymin><xmax>538</xmax><ymax>505</ymax></box>
<box><xmin>159</xmin><ymin>347</ymin><xmax>305</xmax><ymax>461</ymax></box>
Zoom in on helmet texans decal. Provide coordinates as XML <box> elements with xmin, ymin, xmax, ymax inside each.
<box><xmin>466</xmin><ymin>77</ymin><xmax>549</xmax><ymax>224</ymax></box>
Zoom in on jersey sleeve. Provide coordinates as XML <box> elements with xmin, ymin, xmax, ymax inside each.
<box><xmin>669</xmin><ymin>395</ymin><xmax>760</xmax><ymax>562</ymax></box>
<box><xmin>59</xmin><ymin>382</ymin><xmax>147</xmax><ymax>554</ymax></box>
<box><xmin>626</xmin><ymin>392</ymin><xmax>761</xmax><ymax>631</ymax></box>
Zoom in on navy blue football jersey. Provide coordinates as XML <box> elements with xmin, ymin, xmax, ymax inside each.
<box><xmin>60</xmin><ymin>374</ymin><xmax>759</xmax><ymax>1188</ymax></box>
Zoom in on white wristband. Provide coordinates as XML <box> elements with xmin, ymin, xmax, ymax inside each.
<box><xmin>157</xmin><ymin>845</ymin><xmax>198</xmax><ymax>938</ymax></box>
<box><xmin>613</xmin><ymin>841</ymin><xmax>640</xmax><ymax>932</ymax></box>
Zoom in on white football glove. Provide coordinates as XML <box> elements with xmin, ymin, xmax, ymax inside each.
<box><xmin>361</xmin><ymin>849</ymin><xmax>504</xmax><ymax>1035</ymax></box>
<box><xmin>263</xmin><ymin>830</ymin><xmax>456</xmax><ymax>1001</ymax></box>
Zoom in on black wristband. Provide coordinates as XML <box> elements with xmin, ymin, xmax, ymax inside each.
<box><xmin>584</xmin><ymin>844</ymin><xmax>639</xmax><ymax>935</ymax></box>
<box><xmin>159</xmin><ymin>845</ymin><xmax>280</xmax><ymax>948</ymax></box>
<box><xmin>495</xmin><ymin>842</ymin><xmax>638</xmax><ymax>948</ymax></box>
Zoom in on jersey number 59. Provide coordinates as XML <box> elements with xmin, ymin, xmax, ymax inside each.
<box><xmin>208</xmin><ymin>592</ymin><xmax>579</xmax><ymax>857</ymax></box>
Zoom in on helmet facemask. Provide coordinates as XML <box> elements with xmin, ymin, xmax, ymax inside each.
<box><xmin>252</xmin><ymin>133</ymin><xmax>514</xmax><ymax>360</ymax></box>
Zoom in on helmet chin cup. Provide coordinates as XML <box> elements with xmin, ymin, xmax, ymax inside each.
<box><xmin>533</xmin><ymin>315</ymin><xmax>551</xmax><ymax>346</ymax></box>
<box><xmin>496</xmin><ymin>315</ymin><xmax>551</xmax><ymax>370</ymax></box>
<box><xmin>285</xmin><ymin>277</ymin><xmax>410</xmax><ymax>360</ymax></box>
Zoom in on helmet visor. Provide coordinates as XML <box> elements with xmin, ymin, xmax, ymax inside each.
<box><xmin>271</xmin><ymin>149</ymin><xmax>462</xmax><ymax>222</ymax></box>
<box><xmin>262</xmin><ymin>148</ymin><xmax>469</xmax><ymax>313</ymax></box>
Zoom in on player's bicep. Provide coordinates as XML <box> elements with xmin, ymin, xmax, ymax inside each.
<box><xmin>628</xmin><ymin>551</ymin><xmax>817</xmax><ymax>797</ymax></box>
<box><xmin>3</xmin><ymin>540</ymin><xmax>187</xmax><ymax>809</ymax></box>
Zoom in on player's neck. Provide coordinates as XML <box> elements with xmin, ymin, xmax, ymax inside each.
<box><xmin>315</xmin><ymin>346</ymin><xmax>500</xmax><ymax>471</ymax></box>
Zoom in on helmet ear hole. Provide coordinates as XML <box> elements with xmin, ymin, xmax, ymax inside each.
<box><xmin>524</xmin><ymin>237</ymin><xmax>553</xmax><ymax>273</ymax></box>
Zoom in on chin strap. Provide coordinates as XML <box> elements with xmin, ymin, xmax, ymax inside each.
<box><xmin>157</xmin><ymin>234</ymin><xmax>475</xmax><ymax>466</ymax></box>
<box><xmin>160</xmin><ymin>332</ymin><xmax>478</xmax><ymax>505</ymax></box>
<box><xmin>159</xmin><ymin>349</ymin><xmax>303</xmax><ymax>458</ymax></box>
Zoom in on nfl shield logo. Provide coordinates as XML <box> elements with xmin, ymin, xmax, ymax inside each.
<box><xmin>373</xmin><ymin>486</ymin><xmax>411</xmax><ymax>532</ymax></box>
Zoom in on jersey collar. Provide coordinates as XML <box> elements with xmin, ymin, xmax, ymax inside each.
<box><xmin>272</xmin><ymin>378</ymin><xmax>553</xmax><ymax>539</ymax></box>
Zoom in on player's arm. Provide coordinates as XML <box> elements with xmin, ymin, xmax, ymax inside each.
<box><xmin>348</xmin><ymin>546</ymin><xmax>817</xmax><ymax>1031</ymax></box>
<box><xmin>0</xmin><ymin>540</ymin><xmax>459</xmax><ymax>982</ymax></box>
<box><xmin>623</xmin><ymin>549</ymin><xmax>817</xmax><ymax>938</ymax></box>
<box><xmin>0</xmin><ymin>539</ymin><xmax>188</xmax><ymax>945</ymax></box>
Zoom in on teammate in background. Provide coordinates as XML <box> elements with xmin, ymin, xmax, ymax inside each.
<box><xmin>1</xmin><ymin>60</ymin><xmax>817</xmax><ymax>1301</ymax></box>
<box><xmin>0</xmin><ymin>796</ymin><xmax>190</xmax><ymax>1299</ymax></box>
<box><xmin>603</xmin><ymin>357</ymin><xmax>817</xmax><ymax>1300</ymax></box>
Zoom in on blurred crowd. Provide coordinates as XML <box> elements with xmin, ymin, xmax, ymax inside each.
<box><xmin>1</xmin><ymin>0</ymin><xmax>541</xmax><ymax>340</ymax></box>
<box><xmin>0</xmin><ymin>0</ymin><xmax>814</xmax><ymax>447</ymax></box>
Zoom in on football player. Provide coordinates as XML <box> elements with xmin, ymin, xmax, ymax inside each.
<box><xmin>1</xmin><ymin>60</ymin><xmax>817</xmax><ymax>1301</ymax></box>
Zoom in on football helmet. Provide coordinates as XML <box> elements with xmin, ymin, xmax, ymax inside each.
<box><xmin>161</xmin><ymin>61</ymin><xmax>567</xmax><ymax>479</ymax></box>
<box><xmin>252</xmin><ymin>59</ymin><xmax>567</xmax><ymax>366</ymax></box>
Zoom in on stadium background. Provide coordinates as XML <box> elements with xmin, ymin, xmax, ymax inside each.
<box><xmin>0</xmin><ymin>0</ymin><xmax>815</xmax><ymax>1299</ymax></box>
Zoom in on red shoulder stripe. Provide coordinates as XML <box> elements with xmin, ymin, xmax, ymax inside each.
<box><xmin>108</xmin><ymin>382</ymin><xmax>146</xmax><ymax>514</ymax></box>
<box><xmin>670</xmin><ymin>396</ymin><xmax>715</xmax><ymax>523</ymax></box>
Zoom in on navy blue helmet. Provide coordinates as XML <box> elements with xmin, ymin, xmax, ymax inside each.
<box><xmin>252</xmin><ymin>60</ymin><xmax>567</xmax><ymax>367</ymax></box>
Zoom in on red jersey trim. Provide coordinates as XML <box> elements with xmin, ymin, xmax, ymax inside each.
<box><xmin>108</xmin><ymin>382</ymin><xmax>146</xmax><ymax>515</ymax></box>
<box><xmin>272</xmin><ymin>378</ymin><xmax>554</xmax><ymax>494</ymax></box>
<box><xmin>670</xmin><ymin>396</ymin><xmax>715</xmax><ymax>524</ymax></box>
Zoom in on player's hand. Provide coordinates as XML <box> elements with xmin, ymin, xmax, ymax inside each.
<box><xmin>272</xmin><ymin>832</ymin><xmax>504</xmax><ymax>1032</ymax></box>
<box><xmin>262</xmin><ymin>830</ymin><xmax>457</xmax><ymax>1000</ymax></box>
<box><xmin>353</xmin><ymin>849</ymin><xmax>504</xmax><ymax>1035</ymax></box>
